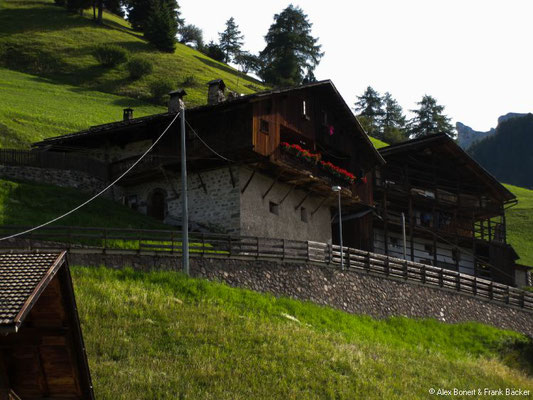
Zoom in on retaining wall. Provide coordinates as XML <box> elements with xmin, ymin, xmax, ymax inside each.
<box><xmin>68</xmin><ymin>253</ymin><xmax>533</xmax><ymax>337</ymax></box>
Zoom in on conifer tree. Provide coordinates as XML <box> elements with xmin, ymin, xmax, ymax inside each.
<box><xmin>408</xmin><ymin>95</ymin><xmax>455</xmax><ymax>138</ymax></box>
<box><xmin>382</xmin><ymin>92</ymin><xmax>407</xmax><ymax>143</ymax></box>
<box><xmin>259</xmin><ymin>5</ymin><xmax>323</xmax><ymax>86</ymax></box>
<box><xmin>126</xmin><ymin>0</ymin><xmax>182</xmax><ymax>32</ymax></box>
<box><xmin>354</xmin><ymin>86</ymin><xmax>384</xmax><ymax>139</ymax></box>
<box><xmin>144</xmin><ymin>0</ymin><xmax>180</xmax><ymax>52</ymax></box>
<box><xmin>219</xmin><ymin>17</ymin><xmax>244</xmax><ymax>63</ymax></box>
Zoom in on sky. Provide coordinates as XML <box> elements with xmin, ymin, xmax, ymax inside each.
<box><xmin>180</xmin><ymin>0</ymin><xmax>533</xmax><ymax>132</ymax></box>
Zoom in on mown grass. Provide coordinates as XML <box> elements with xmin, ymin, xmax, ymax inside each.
<box><xmin>0</xmin><ymin>67</ymin><xmax>164</xmax><ymax>147</ymax></box>
<box><xmin>0</xmin><ymin>178</ymin><xmax>167</xmax><ymax>229</ymax></box>
<box><xmin>72</xmin><ymin>267</ymin><xmax>533</xmax><ymax>400</ymax></box>
<box><xmin>0</xmin><ymin>0</ymin><xmax>266</xmax><ymax>108</ymax></box>
<box><xmin>505</xmin><ymin>184</ymin><xmax>533</xmax><ymax>267</ymax></box>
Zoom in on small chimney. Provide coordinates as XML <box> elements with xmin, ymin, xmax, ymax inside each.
<box><xmin>207</xmin><ymin>79</ymin><xmax>226</xmax><ymax>105</ymax></box>
<box><xmin>168</xmin><ymin>89</ymin><xmax>187</xmax><ymax>113</ymax></box>
<box><xmin>123</xmin><ymin>108</ymin><xmax>134</xmax><ymax>121</ymax></box>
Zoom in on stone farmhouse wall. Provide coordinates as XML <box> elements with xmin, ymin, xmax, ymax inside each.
<box><xmin>68</xmin><ymin>253</ymin><xmax>533</xmax><ymax>337</ymax></box>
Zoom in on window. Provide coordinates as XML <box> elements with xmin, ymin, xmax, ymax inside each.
<box><xmin>260</xmin><ymin>119</ymin><xmax>269</xmax><ymax>134</ymax></box>
<box><xmin>302</xmin><ymin>100</ymin><xmax>310</xmax><ymax>120</ymax></box>
<box><xmin>300</xmin><ymin>207</ymin><xmax>308</xmax><ymax>223</ymax></box>
<box><xmin>269</xmin><ymin>201</ymin><xmax>279</xmax><ymax>215</ymax></box>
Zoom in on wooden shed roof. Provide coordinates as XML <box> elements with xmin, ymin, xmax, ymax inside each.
<box><xmin>0</xmin><ymin>252</ymin><xmax>65</xmax><ymax>332</ymax></box>
<box><xmin>0</xmin><ymin>251</ymin><xmax>94</xmax><ymax>400</ymax></box>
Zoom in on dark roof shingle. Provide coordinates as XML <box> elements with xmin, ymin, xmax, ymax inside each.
<box><xmin>0</xmin><ymin>252</ymin><xmax>65</xmax><ymax>329</ymax></box>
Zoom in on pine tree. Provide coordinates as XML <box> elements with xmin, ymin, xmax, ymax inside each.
<box><xmin>126</xmin><ymin>0</ymin><xmax>182</xmax><ymax>32</ymax></box>
<box><xmin>408</xmin><ymin>95</ymin><xmax>455</xmax><ymax>138</ymax></box>
<box><xmin>218</xmin><ymin>17</ymin><xmax>244</xmax><ymax>63</ymax></box>
<box><xmin>144</xmin><ymin>0</ymin><xmax>180</xmax><ymax>52</ymax></box>
<box><xmin>382</xmin><ymin>92</ymin><xmax>407</xmax><ymax>143</ymax></box>
<box><xmin>354</xmin><ymin>86</ymin><xmax>384</xmax><ymax>139</ymax></box>
<box><xmin>259</xmin><ymin>5</ymin><xmax>323</xmax><ymax>86</ymax></box>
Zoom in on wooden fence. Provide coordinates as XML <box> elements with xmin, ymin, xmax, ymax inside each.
<box><xmin>0</xmin><ymin>149</ymin><xmax>108</xmax><ymax>180</ymax></box>
<box><xmin>0</xmin><ymin>225</ymin><xmax>531</xmax><ymax>312</ymax></box>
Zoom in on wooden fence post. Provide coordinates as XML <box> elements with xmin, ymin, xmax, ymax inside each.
<box><xmin>228</xmin><ymin>235</ymin><xmax>233</xmax><ymax>257</ymax></box>
<box><xmin>306</xmin><ymin>241</ymin><xmax>310</xmax><ymax>262</ymax></box>
<box><xmin>489</xmin><ymin>282</ymin><xmax>493</xmax><ymax>300</ymax></box>
<box><xmin>201</xmin><ymin>233</ymin><xmax>205</xmax><ymax>256</ymax></box>
<box><xmin>404</xmin><ymin>260</ymin><xmax>408</xmax><ymax>280</ymax></box>
<box><xmin>439</xmin><ymin>268</ymin><xmax>443</xmax><ymax>287</ymax></box>
<box><xmin>421</xmin><ymin>264</ymin><xmax>425</xmax><ymax>284</ymax></box>
<box><xmin>456</xmin><ymin>273</ymin><xmax>460</xmax><ymax>291</ymax></box>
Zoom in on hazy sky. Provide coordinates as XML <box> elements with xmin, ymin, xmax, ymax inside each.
<box><xmin>180</xmin><ymin>0</ymin><xmax>533</xmax><ymax>131</ymax></box>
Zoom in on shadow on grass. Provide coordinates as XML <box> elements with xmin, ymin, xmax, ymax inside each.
<box><xmin>193</xmin><ymin>55</ymin><xmax>261</xmax><ymax>85</ymax></box>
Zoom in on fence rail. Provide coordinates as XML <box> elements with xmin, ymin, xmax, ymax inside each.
<box><xmin>0</xmin><ymin>149</ymin><xmax>108</xmax><ymax>180</ymax></box>
<box><xmin>0</xmin><ymin>225</ymin><xmax>531</xmax><ymax>312</ymax></box>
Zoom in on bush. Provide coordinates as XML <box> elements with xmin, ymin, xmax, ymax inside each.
<box><xmin>92</xmin><ymin>44</ymin><xmax>128</xmax><ymax>67</ymax></box>
<box><xmin>181</xmin><ymin>75</ymin><xmax>198</xmax><ymax>87</ymax></box>
<box><xmin>126</xmin><ymin>57</ymin><xmax>153</xmax><ymax>80</ymax></box>
<box><xmin>149</xmin><ymin>79</ymin><xmax>174</xmax><ymax>103</ymax></box>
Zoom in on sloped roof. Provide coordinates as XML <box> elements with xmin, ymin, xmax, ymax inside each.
<box><xmin>0</xmin><ymin>251</ymin><xmax>66</xmax><ymax>332</ymax></box>
<box><xmin>379</xmin><ymin>134</ymin><xmax>515</xmax><ymax>202</ymax></box>
<box><xmin>33</xmin><ymin>80</ymin><xmax>385</xmax><ymax>165</ymax></box>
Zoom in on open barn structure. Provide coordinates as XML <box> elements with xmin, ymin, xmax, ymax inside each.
<box><xmin>0</xmin><ymin>252</ymin><xmax>93</xmax><ymax>400</ymax></box>
<box><xmin>373</xmin><ymin>134</ymin><xmax>526</xmax><ymax>286</ymax></box>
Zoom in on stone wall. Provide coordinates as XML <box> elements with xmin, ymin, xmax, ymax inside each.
<box><xmin>67</xmin><ymin>253</ymin><xmax>533</xmax><ymax>337</ymax></box>
<box><xmin>121</xmin><ymin>167</ymin><xmax>241</xmax><ymax>232</ymax></box>
<box><xmin>0</xmin><ymin>165</ymin><xmax>121</xmax><ymax>198</ymax></box>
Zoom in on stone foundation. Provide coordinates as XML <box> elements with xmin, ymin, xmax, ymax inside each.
<box><xmin>67</xmin><ymin>253</ymin><xmax>533</xmax><ymax>337</ymax></box>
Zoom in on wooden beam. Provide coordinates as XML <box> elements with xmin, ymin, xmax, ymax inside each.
<box><xmin>241</xmin><ymin>169</ymin><xmax>256</xmax><ymax>194</ymax></box>
<box><xmin>262</xmin><ymin>175</ymin><xmax>280</xmax><ymax>200</ymax></box>
<box><xmin>197</xmin><ymin>171</ymin><xmax>207</xmax><ymax>194</ymax></box>
<box><xmin>294</xmin><ymin>191</ymin><xmax>311</xmax><ymax>210</ymax></box>
<box><xmin>311</xmin><ymin>196</ymin><xmax>329</xmax><ymax>216</ymax></box>
<box><xmin>228</xmin><ymin>164</ymin><xmax>236</xmax><ymax>188</ymax></box>
<box><xmin>278</xmin><ymin>186</ymin><xmax>294</xmax><ymax>205</ymax></box>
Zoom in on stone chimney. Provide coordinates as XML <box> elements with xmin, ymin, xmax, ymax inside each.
<box><xmin>123</xmin><ymin>108</ymin><xmax>133</xmax><ymax>121</ymax></box>
<box><xmin>207</xmin><ymin>79</ymin><xmax>226</xmax><ymax>105</ymax></box>
<box><xmin>168</xmin><ymin>89</ymin><xmax>187</xmax><ymax>113</ymax></box>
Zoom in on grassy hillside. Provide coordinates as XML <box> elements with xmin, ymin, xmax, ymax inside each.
<box><xmin>0</xmin><ymin>67</ymin><xmax>164</xmax><ymax>147</ymax></box>
<box><xmin>369</xmin><ymin>136</ymin><xmax>388</xmax><ymax>149</ymax></box>
<box><xmin>505</xmin><ymin>184</ymin><xmax>533</xmax><ymax>266</ymax></box>
<box><xmin>0</xmin><ymin>0</ymin><xmax>266</xmax><ymax>107</ymax></box>
<box><xmin>73</xmin><ymin>267</ymin><xmax>533</xmax><ymax>400</ymax></box>
<box><xmin>0</xmin><ymin>178</ymin><xmax>167</xmax><ymax>228</ymax></box>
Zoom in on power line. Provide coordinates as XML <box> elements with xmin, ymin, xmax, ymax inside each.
<box><xmin>185</xmin><ymin>120</ymin><xmax>235</xmax><ymax>163</ymax></box>
<box><xmin>0</xmin><ymin>112</ymin><xmax>181</xmax><ymax>242</ymax></box>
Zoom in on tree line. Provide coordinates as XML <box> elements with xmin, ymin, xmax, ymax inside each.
<box><xmin>354</xmin><ymin>86</ymin><xmax>455</xmax><ymax>143</ymax></box>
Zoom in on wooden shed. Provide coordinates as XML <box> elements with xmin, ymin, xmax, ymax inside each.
<box><xmin>0</xmin><ymin>251</ymin><xmax>94</xmax><ymax>400</ymax></box>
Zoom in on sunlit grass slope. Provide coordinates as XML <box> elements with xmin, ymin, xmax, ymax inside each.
<box><xmin>0</xmin><ymin>68</ymin><xmax>164</xmax><ymax>147</ymax></box>
<box><xmin>73</xmin><ymin>267</ymin><xmax>533</xmax><ymax>400</ymax></box>
<box><xmin>0</xmin><ymin>0</ymin><xmax>266</xmax><ymax>107</ymax></box>
<box><xmin>505</xmin><ymin>184</ymin><xmax>533</xmax><ymax>267</ymax></box>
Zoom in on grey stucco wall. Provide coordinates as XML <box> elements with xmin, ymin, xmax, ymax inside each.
<box><xmin>68</xmin><ymin>253</ymin><xmax>533</xmax><ymax>337</ymax></box>
<box><xmin>239</xmin><ymin>167</ymin><xmax>332</xmax><ymax>243</ymax></box>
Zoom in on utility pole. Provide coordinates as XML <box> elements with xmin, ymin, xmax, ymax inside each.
<box><xmin>332</xmin><ymin>186</ymin><xmax>343</xmax><ymax>269</ymax></box>
<box><xmin>170</xmin><ymin>90</ymin><xmax>189</xmax><ymax>275</ymax></box>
